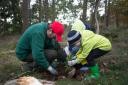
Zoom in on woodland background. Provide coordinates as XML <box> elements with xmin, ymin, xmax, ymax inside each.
<box><xmin>0</xmin><ymin>0</ymin><xmax>128</xmax><ymax>85</ymax></box>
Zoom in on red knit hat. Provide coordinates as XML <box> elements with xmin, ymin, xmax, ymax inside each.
<box><xmin>50</xmin><ymin>21</ymin><xmax>64</xmax><ymax>42</ymax></box>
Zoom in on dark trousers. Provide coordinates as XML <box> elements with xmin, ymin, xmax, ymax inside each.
<box><xmin>22</xmin><ymin>49</ymin><xmax>57</xmax><ymax>63</ymax></box>
<box><xmin>74</xmin><ymin>48</ymin><xmax>110</xmax><ymax>69</ymax></box>
<box><xmin>21</xmin><ymin>49</ymin><xmax>58</xmax><ymax>70</ymax></box>
<box><xmin>22</xmin><ymin>48</ymin><xmax>66</xmax><ymax>64</ymax></box>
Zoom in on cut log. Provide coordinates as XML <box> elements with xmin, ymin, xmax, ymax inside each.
<box><xmin>4</xmin><ymin>76</ymin><xmax>55</xmax><ymax>85</ymax></box>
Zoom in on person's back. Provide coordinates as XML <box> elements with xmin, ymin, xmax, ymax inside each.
<box><xmin>16</xmin><ymin>22</ymin><xmax>48</xmax><ymax>61</ymax></box>
<box><xmin>71</xmin><ymin>19</ymin><xmax>95</xmax><ymax>33</ymax></box>
<box><xmin>80</xmin><ymin>30</ymin><xmax>111</xmax><ymax>52</ymax></box>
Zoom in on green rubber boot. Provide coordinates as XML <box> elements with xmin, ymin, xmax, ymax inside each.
<box><xmin>84</xmin><ymin>64</ymin><xmax>100</xmax><ymax>80</ymax></box>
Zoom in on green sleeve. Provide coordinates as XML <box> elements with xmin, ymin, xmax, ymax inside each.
<box><xmin>31</xmin><ymin>32</ymin><xmax>49</xmax><ymax>69</ymax></box>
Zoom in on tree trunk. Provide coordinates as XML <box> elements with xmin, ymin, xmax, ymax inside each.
<box><xmin>90</xmin><ymin>11</ymin><xmax>95</xmax><ymax>27</ymax></box>
<box><xmin>104</xmin><ymin>0</ymin><xmax>107</xmax><ymax>29</ymax></box>
<box><xmin>107</xmin><ymin>0</ymin><xmax>110</xmax><ymax>28</ymax></box>
<box><xmin>39</xmin><ymin>0</ymin><xmax>43</xmax><ymax>22</ymax></box>
<box><xmin>51</xmin><ymin>0</ymin><xmax>56</xmax><ymax>22</ymax></box>
<box><xmin>104</xmin><ymin>0</ymin><xmax>110</xmax><ymax>29</ymax></box>
<box><xmin>43</xmin><ymin>0</ymin><xmax>49</xmax><ymax>22</ymax></box>
<box><xmin>90</xmin><ymin>2</ymin><xmax>95</xmax><ymax>27</ymax></box>
<box><xmin>21</xmin><ymin>0</ymin><xmax>30</xmax><ymax>32</ymax></box>
<box><xmin>81</xmin><ymin>0</ymin><xmax>88</xmax><ymax>23</ymax></box>
<box><xmin>94</xmin><ymin>0</ymin><xmax>100</xmax><ymax>34</ymax></box>
<box><xmin>115</xmin><ymin>12</ymin><xmax>119</xmax><ymax>28</ymax></box>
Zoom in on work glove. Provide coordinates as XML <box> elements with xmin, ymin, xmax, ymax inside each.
<box><xmin>47</xmin><ymin>66</ymin><xmax>58</xmax><ymax>75</ymax></box>
<box><xmin>68</xmin><ymin>59</ymin><xmax>78</xmax><ymax>66</ymax></box>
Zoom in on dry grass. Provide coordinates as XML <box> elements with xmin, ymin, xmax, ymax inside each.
<box><xmin>0</xmin><ymin>27</ymin><xmax>128</xmax><ymax>85</ymax></box>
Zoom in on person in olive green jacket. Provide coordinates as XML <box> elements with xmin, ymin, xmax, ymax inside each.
<box><xmin>65</xmin><ymin>29</ymin><xmax>112</xmax><ymax>80</ymax></box>
<box><xmin>16</xmin><ymin>21</ymin><xmax>64</xmax><ymax>75</ymax></box>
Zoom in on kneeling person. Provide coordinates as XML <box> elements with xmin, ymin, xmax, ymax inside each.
<box><xmin>66</xmin><ymin>30</ymin><xmax>112</xmax><ymax>80</ymax></box>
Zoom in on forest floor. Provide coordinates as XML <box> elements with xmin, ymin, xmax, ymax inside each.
<box><xmin>0</xmin><ymin>27</ymin><xmax>128</xmax><ymax>85</ymax></box>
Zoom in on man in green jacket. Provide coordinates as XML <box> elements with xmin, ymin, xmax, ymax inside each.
<box><xmin>16</xmin><ymin>21</ymin><xmax>64</xmax><ymax>75</ymax></box>
<box><xmin>65</xmin><ymin>30</ymin><xmax>112</xmax><ymax>80</ymax></box>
